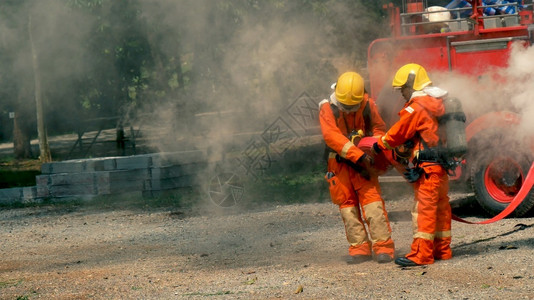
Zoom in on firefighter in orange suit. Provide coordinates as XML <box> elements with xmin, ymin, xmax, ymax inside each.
<box><xmin>319</xmin><ymin>71</ymin><xmax>395</xmax><ymax>264</ymax></box>
<box><xmin>373</xmin><ymin>63</ymin><xmax>452</xmax><ymax>266</ymax></box>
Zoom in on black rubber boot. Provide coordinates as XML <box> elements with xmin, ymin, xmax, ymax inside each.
<box><xmin>376</xmin><ymin>253</ymin><xmax>393</xmax><ymax>264</ymax></box>
<box><xmin>348</xmin><ymin>255</ymin><xmax>372</xmax><ymax>264</ymax></box>
<box><xmin>394</xmin><ymin>257</ymin><xmax>419</xmax><ymax>267</ymax></box>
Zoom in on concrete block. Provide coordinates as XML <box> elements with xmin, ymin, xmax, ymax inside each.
<box><xmin>147</xmin><ymin>163</ymin><xmax>206</xmax><ymax>191</ymax></box>
<box><xmin>47</xmin><ymin>172</ymin><xmax>95</xmax><ymax>186</ymax></box>
<box><xmin>94</xmin><ymin>169</ymin><xmax>149</xmax><ymax>195</ymax></box>
<box><xmin>151</xmin><ymin>163</ymin><xmax>207</xmax><ymax>181</ymax></box>
<box><xmin>144</xmin><ymin>177</ymin><xmax>158</xmax><ymax>191</ymax></box>
<box><xmin>41</xmin><ymin>160</ymin><xmax>85</xmax><ymax>174</ymax></box>
<box><xmin>36</xmin><ymin>175</ymin><xmax>50</xmax><ymax>186</ymax></box>
<box><xmin>15</xmin><ymin>151</ymin><xmax>212</xmax><ymax>202</ymax></box>
<box><xmin>109</xmin><ymin>180</ymin><xmax>145</xmax><ymax>194</ymax></box>
<box><xmin>115</xmin><ymin>155</ymin><xmax>152</xmax><ymax>170</ymax></box>
<box><xmin>0</xmin><ymin>188</ymin><xmax>22</xmax><ymax>204</ymax></box>
<box><xmin>84</xmin><ymin>157</ymin><xmax>117</xmax><ymax>172</ymax></box>
<box><xmin>49</xmin><ymin>184</ymin><xmax>96</xmax><ymax>197</ymax></box>
<box><xmin>109</xmin><ymin>169</ymin><xmax>150</xmax><ymax>182</ymax></box>
<box><xmin>151</xmin><ymin>151</ymin><xmax>205</xmax><ymax>167</ymax></box>
<box><xmin>93</xmin><ymin>158</ymin><xmax>118</xmax><ymax>171</ymax></box>
<box><xmin>95</xmin><ymin>173</ymin><xmax>110</xmax><ymax>195</ymax></box>
<box><xmin>36</xmin><ymin>185</ymin><xmax>50</xmax><ymax>198</ymax></box>
<box><xmin>22</xmin><ymin>186</ymin><xmax>37</xmax><ymax>201</ymax></box>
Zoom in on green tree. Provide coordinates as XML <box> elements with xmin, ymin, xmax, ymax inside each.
<box><xmin>0</xmin><ymin>0</ymin><xmax>396</xmax><ymax>158</ymax></box>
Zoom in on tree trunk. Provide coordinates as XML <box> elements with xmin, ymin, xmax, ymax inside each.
<box><xmin>12</xmin><ymin>110</ymin><xmax>33</xmax><ymax>159</ymax></box>
<box><xmin>29</xmin><ymin>13</ymin><xmax>51</xmax><ymax>162</ymax></box>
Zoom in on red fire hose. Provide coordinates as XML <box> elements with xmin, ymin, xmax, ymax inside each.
<box><xmin>452</xmin><ymin>162</ymin><xmax>534</xmax><ymax>224</ymax></box>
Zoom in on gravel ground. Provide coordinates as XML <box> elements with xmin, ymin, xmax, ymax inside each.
<box><xmin>1</xmin><ymin>187</ymin><xmax>534</xmax><ymax>299</ymax></box>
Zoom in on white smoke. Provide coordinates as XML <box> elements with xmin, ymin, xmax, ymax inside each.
<box><xmin>506</xmin><ymin>42</ymin><xmax>534</xmax><ymax>133</ymax></box>
<box><xmin>431</xmin><ymin>40</ymin><xmax>534</xmax><ymax>139</ymax></box>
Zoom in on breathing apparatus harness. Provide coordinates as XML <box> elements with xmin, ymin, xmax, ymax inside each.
<box><xmin>402</xmin><ymin>98</ymin><xmax>467</xmax><ymax>183</ymax></box>
<box><xmin>403</xmin><ymin>137</ymin><xmax>461</xmax><ymax>182</ymax></box>
<box><xmin>323</xmin><ymin>100</ymin><xmax>373</xmax><ymax>178</ymax></box>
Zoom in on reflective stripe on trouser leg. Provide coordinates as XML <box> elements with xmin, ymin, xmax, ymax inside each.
<box><xmin>340</xmin><ymin>206</ymin><xmax>371</xmax><ymax>256</ymax></box>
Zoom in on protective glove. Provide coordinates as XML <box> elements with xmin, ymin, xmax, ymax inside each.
<box><xmin>359</xmin><ymin>153</ymin><xmax>374</xmax><ymax>168</ymax></box>
<box><xmin>371</xmin><ymin>142</ymin><xmax>382</xmax><ymax>155</ymax></box>
<box><xmin>357</xmin><ymin>154</ymin><xmax>376</xmax><ymax>181</ymax></box>
<box><xmin>403</xmin><ymin>167</ymin><xmax>423</xmax><ymax>183</ymax></box>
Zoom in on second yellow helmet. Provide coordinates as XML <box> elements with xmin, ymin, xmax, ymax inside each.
<box><xmin>335</xmin><ymin>72</ymin><xmax>364</xmax><ymax>106</ymax></box>
<box><xmin>392</xmin><ymin>63</ymin><xmax>432</xmax><ymax>91</ymax></box>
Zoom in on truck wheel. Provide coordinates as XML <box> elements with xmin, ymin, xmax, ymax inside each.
<box><xmin>470</xmin><ymin>138</ymin><xmax>534</xmax><ymax>217</ymax></box>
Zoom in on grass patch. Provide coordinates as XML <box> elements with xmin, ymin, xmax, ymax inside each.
<box><xmin>247</xmin><ymin>172</ymin><xmax>327</xmax><ymax>204</ymax></box>
<box><xmin>243</xmin><ymin>153</ymin><xmax>329</xmax><ymax>206</ymax></box>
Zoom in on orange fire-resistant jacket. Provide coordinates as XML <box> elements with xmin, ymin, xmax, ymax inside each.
<box><xmin>377</xmin><ymin>91</ymin><xmax>445</xmax><ymax>172</ymax></box>
<box><xmin>319</xmin><ymin>93</ymin><xmax>386</xmax><ymax>164</ymax></box>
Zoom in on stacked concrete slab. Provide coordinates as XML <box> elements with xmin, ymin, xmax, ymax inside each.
<box><xmin>0</xmin><ymin>186</ymin><xmax>38</xmax><ymax>205</ymax></box>
<box><xmin>0</xmin><ymin>151</ymin><xmax>208</xmax><ymax>205</ymax></box>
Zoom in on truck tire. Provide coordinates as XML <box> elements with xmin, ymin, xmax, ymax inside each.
<box><xmin>470</xmin><ymin>130</ymin><xmax>534</xmax><ymax>217</ymax></box>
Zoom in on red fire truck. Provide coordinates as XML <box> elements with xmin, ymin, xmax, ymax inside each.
<box><xmin>368</xmin><ymin>0</ymin><xmax>534</xmax><ymax>216</ymax></box>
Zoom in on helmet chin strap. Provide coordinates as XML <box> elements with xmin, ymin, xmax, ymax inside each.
<box><xmin>406</xmin><ymin>73</ymin><xmax>416</xmax><ymax>90</ymax></box>
<box><xmin>340</xmin><ymin>103</ymin><xmax>361</xmax><ymax>113</ymax></box>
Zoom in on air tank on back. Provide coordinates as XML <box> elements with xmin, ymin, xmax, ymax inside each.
<box><xmin>442</xmin><ymin>97</ymin><xmax>467</xmax><ymax>158</ymax></box>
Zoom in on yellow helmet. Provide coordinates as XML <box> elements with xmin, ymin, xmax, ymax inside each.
<box><xmin>392</xmin><ymin>63</ymin><xmax>432</xmax><ymax>91</ymax></box>
<box><xmin>335</xmin><ymin>72</ymin><xmax>364</xmax><ymax>106</ymax></box>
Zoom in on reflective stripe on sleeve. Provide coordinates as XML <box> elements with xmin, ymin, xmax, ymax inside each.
<box><xmin>381</xmin><ymin>135</ymin><xmax>394</xmax><ymax>150</ymax></box>
<box><xmin>341</xmin><ymin>141</ymin><xmax>353</xmax><ymax>158</ymax></box>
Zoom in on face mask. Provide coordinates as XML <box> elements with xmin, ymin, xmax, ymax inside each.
<box><xmin>339</xmin><ymin>102</ymin><xmax>361</xmax><ymax>113</ymax></box>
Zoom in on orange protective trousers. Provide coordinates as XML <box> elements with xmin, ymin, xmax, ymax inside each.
<box><xmin>327</xmin><ymin>157</ymin><xmax>395</xmax><ymax>258</ymax></box>
<box><xmin>406</xmin><ymin>167</ymin><xmax>452</xmax><ymax>265</ymax></box>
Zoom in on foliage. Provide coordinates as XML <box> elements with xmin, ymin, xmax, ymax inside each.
<box><xmin>0</xmin><ymin>0</ymin><xmax>394</xmax><ymax>146</ymax></box>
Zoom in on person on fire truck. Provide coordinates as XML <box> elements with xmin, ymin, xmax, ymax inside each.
<box><xmin>319</xmin><ymin>71</ymin><xmax>395</xmax><ymax>264</ymax></box>
<box><xmin>372</xmin><ymin>63</ymin><xmax>452</xmax><ymax>267</ymax></box>
<box><xmin>446</xmin><ymin>0</ymin><xmax>523</xmax><ymax>18</ymax></box>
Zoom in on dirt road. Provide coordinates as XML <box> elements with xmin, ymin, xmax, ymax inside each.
<box><xmin>1</xmin><ymin>190</ymin><xmax>534</xmax><ymax>299</ymax></box>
